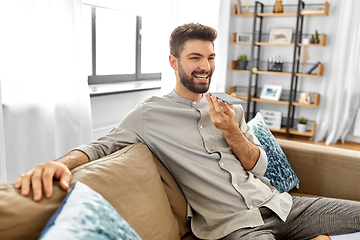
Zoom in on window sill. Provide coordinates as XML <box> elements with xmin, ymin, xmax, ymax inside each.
<box><xmin>89</xmin><ymin>79</ymin><xmax>161</xmax><ymax>97</ymax></box>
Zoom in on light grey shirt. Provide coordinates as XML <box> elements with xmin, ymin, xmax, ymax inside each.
<box><xmin>76</xmin><ymin>90</ymin><xmax>292</xmax><ymax>239</ymax></box>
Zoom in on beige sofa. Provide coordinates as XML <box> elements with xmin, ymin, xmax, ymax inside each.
<box><xmin>1</xmin><ymin>139</ymin><xmax>359</xmax><ymax>240</ymax></box>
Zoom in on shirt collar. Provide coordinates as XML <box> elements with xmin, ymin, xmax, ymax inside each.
<box><xmin>170</xmin><ymin>89</ymin><xmax>207</xmax><ymax>108</ymax></box>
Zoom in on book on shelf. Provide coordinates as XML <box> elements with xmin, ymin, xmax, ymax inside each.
<box><xmin>307</xmin><ymin>62</ymin><xmax>321</xmax><ymax>74</ymax></box>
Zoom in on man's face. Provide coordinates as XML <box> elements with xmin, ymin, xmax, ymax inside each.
<box><xmin>176</xmin><ymin>40</ymin><xmax>215</xmax><ymax>94</ymax></box>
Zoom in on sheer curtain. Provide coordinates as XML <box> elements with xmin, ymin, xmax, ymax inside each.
<box><xmin>0</xmin><ymin>0</ymin><xmax>93</xmax><ymax>182</ymax></box>
<box><xmin>0</xmin><ymin>81</ymin><xmax>6</xmax><ymax>183</ymax></box>
<box><xmin>314</xmin><ymin>0</ymin><xmax>360</xmax><ymax>145</ymax></box>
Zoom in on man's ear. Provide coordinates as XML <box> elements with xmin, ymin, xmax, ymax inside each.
<box><xmin>169</xmin><ymin>55</ymin><xmax>178</xmax><ymax>70</ymax></box>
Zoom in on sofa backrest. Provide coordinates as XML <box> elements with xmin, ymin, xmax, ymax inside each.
<box><xmin>0</xmin><ymin>143</ymin><xmax>194</xmax><ymax>240</ymax></box>
<box><xmin>277</xmin><ymin>139</ymin><xmax>360</xmax><ymax>201</ymax></box>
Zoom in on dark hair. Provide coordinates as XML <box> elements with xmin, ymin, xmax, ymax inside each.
<box><xmin>169</xmin><ymin>23</ymin><xmax>217</xmax><ymax>58</ymax></box>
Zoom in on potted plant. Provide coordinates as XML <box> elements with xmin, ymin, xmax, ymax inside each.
<box><xmin>297</xmin><ymin>118</ymin><xmax>307</xmax><ymax>133</ymax></box>
<box><xmin>237</xmin><ymin>55</ymin><xmax>248</xmax><ymax>70</ymax></box>
<box><xmin>310</xmin><ymin>30</ymin><xmax>320</xmax><ymax>44</ymax></box>
<box><xmin>314</xmin><ymin>30</ymin><xmax>320</xmax><ymax>44</ymax></box>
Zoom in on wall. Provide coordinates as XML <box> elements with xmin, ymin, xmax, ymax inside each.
<box><xmin>90</xmin><ymin>89</ymin><xmax>161</xmax><ymax>139</ymax></box>
<box><xmin>227</xmin><ymin>0</ymin><xmax>330</xmax><ymax>119</ymax></box>
<box><xmin>225</xmin><ymin>0</ymin><xmax>360</xmax><ymax>143</ymax></box>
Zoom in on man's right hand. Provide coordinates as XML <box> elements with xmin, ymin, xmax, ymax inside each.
<box><xmin>15</xmin><ymin>150</ymin><xmax>90</xmax><ymax>201</ymax></box>
<box><xmin>15</xmin><ymin>161</ymin><xmax>72</xmax><ymax>202</ymax></box>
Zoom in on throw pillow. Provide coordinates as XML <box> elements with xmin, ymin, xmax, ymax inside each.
<box><xmin>39</xmin><ymin>181</ymin><xmax>142</xmax><ymax>240</ymax></box>
<box><xmin>70</xmin><ymin>143</ymin><xmax>180</xmax><ymax>240</ymax></box>
<box><xmin>247</xmin><ymin>112</ymin><xmax>300</xmax><ymax>193</ymax></box>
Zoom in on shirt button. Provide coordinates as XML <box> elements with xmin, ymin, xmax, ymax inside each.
<box><xmin>199</xmin><ymin>126</ymin><xmax>203</xmax><ymax>129</ymax></box>
<box><xmin>249</xmin><ymin>205</ymin><xmax>253</xmax><ymax>209</ymax></box>
<box><xmin>192</xmin><ymin>102</ymin><xmax>197</xmax><ymax>106</ymax></box>
<box><xmin>220</xmin><ymin>162</ymin><xmax>224</xmax><ymax>167</ymax></box>
<box><xmin>234</xmin><ymin>183</ymin><xmax>238</xmax><ymax>187</ymax></box>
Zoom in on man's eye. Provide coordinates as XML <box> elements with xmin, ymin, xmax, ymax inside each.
<box><xmin>208</xmin><ymin>57</ymin><xmax>215</xmax><ymax>61</ymax></box>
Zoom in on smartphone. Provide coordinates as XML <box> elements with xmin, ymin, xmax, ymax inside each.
<box><xmin>209</xmin><ymin>92</ymin><xmax>246</xmax><ymax>105</ymax></box>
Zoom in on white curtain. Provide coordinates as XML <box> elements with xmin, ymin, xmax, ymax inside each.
<box><xmin>314</xmin><ymin>0</ymin><xmax>360</xmax><ymax>145</ymax></box>
<box><xmin>0</xmin><ymin>0</ymin><xmax>93</xmax><ymax>182</ymax></box>
<box><xmin>0</xmin><ymin>81</ymin><xmax>6</xmax><ymax>183</ymax></box>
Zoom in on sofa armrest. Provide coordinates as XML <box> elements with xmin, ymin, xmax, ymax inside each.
<box><xmin>277</xmin><ymin>139</ymin><xmax>360</xmax><ymax>201</ymax></box>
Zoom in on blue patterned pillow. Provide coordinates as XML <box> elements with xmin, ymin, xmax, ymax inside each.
<box><xmin>39</xmin><ymin>181</ymin><xmax>142</xmax><ymax>240</ymax></box>
<box><xmin>247</xmin><ymin>112</ymin><xmax>299</xmax><ymax>193</ymax></box>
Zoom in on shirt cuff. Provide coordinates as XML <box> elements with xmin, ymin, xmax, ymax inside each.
<box><xmin>250</xmin><ymin>146</ymin><xmax>268</xmax><ymax>177</ymax></box>
<box><xmin>72</xmin><ymin>145</ymin><xmax>99</xmax><ymax>162</ymax></box>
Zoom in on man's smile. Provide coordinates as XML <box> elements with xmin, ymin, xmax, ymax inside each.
<box><xmin>192</xmin><ymin>70</ymin><xmax>212</xmax><ymax>82</ymax></box>
<box><xmin>193</xmin><ymin>74</ymin><xmax>209</xmax><ymax>81</ymax></box>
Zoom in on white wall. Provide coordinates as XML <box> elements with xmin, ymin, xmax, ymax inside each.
<box><xmin>225</xmin><ymin>0</ymin><xmax>360</xmax><ymax>143</ymax></box>
<box><xmin>88</xmin><ymin>0</ymin><xmax>223</xmax><ymax>136</ymax></box>
<box><xmin>89</xmin><ymin>0</ymin><xmax>360</xmax><ymax>143</ymax></box>
<box><xmin>227</xmin><ymin>0</ymin><xmax>330</xmax><ymax>119</ymax></box>
<box><xmin>91</xmin><ymin>89</ymin><xmax>161</xmax><ymax>138</ymax></box>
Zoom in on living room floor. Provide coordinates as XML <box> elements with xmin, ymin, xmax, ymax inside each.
<box><xmin>273</xmin><ymin>133</ymin><xmax>360</xmax><ymax>151</ymax></box>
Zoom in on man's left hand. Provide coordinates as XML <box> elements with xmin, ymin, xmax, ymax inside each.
<box><xmin>205</xmin><ymin>93</ymin><xmax>237</xmax><ymax>133</ymax></box>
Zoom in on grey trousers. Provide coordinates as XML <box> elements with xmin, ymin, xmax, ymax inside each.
<box><xmin>222</xmin><ymin>196</ymin><xmax>360</xmax><ymax>240</ymax></box>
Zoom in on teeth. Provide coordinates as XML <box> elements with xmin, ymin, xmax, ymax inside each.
<box><xmin>194</xmin><ymin>75</ymin><xmax>208</xmax><ymax>79</ymax></box>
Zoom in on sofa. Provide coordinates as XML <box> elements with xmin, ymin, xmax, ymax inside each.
<box><xmin>0</xmin><ymin>139</ymin><xmax>360</xmax><ymax>240</ymax></box>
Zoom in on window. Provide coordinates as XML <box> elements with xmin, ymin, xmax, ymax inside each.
<box><xmin>84</xmin><ymin>5</ymin><xmax>161</xmax><ymax>88</ymax></box>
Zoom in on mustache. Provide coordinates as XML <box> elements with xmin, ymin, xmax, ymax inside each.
<box><xmin>191</xmin><ymin>70</ymin><xmax>212</xmax><ymax>76</ymax></box>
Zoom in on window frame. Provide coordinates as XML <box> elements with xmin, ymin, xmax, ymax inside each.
<box><xmin>88</xmin><ymin>7</ymin><xmax>161</xmax><ymax>85</ymax></box>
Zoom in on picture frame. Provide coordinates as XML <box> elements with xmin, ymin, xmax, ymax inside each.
<box><xmin>236</xmin><ymin>33</ymin><xmax>252</xmax><ymax>43</ymax></box>
<box><xmin>260</xmin><ymin>84</ymin><xmax>282</xmax><ymax>101</ymax></box>
<box><xmin>268</xmin><ymin>28</ymin><xmax>293</xmax><ymax>44</ymax></box>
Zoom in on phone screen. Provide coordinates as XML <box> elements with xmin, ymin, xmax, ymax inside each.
<box><xmin>209</xmin><ymin>92</ymin><xmax>246</xmax><ymax>105</ymax></box>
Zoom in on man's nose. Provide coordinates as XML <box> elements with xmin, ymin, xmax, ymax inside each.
<box><xmin>199</xmin><ymin>58</ymin><xmax>211</xmax><ymax>71</ymax></box>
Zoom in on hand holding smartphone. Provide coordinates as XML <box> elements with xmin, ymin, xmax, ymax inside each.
<box><xmin>209</xmin><ymin>92</ymin><xmax>246</xmax><ymax>105</ymax></box>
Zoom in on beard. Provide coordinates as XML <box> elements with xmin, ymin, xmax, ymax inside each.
<box><xmin>178</xmin><ymin>62</ymin><xmax>212</xmax><ymax>94</ymax></box>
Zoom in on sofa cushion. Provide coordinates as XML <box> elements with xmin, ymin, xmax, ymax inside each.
<box><xmin>277</xmin><ymin>138</ymin><xmax>360</xmax><ymax>201</ymax></box>
<box><xmin>152</xmin><ymin>155</ymin><xmax>198</xmax><ymax>239</ymax></box>
<box><xmin>39</xmin><ymin>181</ymin><xmax>142</xmax><ymax>240</ymax></box>
<box><xmin>0</xmin><ymin>181</ymin><xmax>68</xmax><ymax>240</ymax></box>
<box><xmin>70</xmin><ymin>143</ymin><xmax>180</xmax><ymax>240</ymax></box>
<box><xmin>247</xmin><ymin>112</ymin><xmax>300</xmax><ymax>193</ymax></box>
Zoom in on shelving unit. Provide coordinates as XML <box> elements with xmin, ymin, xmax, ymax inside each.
<box><xmin>233</xmin><ymin>2</ymin><xmax>329</xmax><ymax>16</ymax></box>
<box><xmin>231</xmin><ymin>32</ymin><xmax>327</xmax><ymax>46</ymax></box>
<box><xmin>230</xmin><ymin>60</ymin><xmax>324</xmax><ymax>77</ymax></box>
<box><xmin>228</xmin><ymin>1</ymin><xmax>329</xmax><ymax>138</ymax></box>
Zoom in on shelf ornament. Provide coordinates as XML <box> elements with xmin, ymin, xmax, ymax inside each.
<box><xmin>300</xmin><ymin>47</ymin><xmax>310</xmax><ymax>74</ymax></box>
<box><xmin>273</xmin><ymin>0</ymin><xmax>284</xmax><ymax>13</ymax></box>
<box><xmin>299</xmin><ymin>92</ymin><xmax>311</xmax><ymax>104</ymax></box>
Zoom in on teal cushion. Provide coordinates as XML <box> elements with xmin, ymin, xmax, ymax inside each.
<box><xmin>39</xmin><ymin>181</ymin><xmax>142</xmax><ymax>240</ymax></box>
<box><xmin>248</xmin><ymin>112</ymin><xmax>299</xmax><ymax>193</ymax></box>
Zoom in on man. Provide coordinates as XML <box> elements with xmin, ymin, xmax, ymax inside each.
<box><xmin>16</xmin><ymin>23</ymin><xmax>359</xmax><ymax>240</ymax></box>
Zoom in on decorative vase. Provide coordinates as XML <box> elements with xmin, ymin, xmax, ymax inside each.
<box><xmin>236</xmin><ymin>0</ymin><xmax>242</xmax><ymax>14</ymax></box>
<box><xmin>237</xmin><ymin>61</ymin><xmax>248</xmax><ymax>70</ymax></box>
<box><xmin>273</xmin><ymin>0</ymin><xmax>284</xmax><ymax>13</ymax></box>
<box><xmin>297</xmin><ymin>123</ymin><xmax>307</xmax><ymax>133</ymax></box>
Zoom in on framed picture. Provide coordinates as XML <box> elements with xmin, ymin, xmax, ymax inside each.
<box><xmin>259</xmin><ymin>109</ymin><xmax>282</xmax><ymax>130</ymax></box>
<box><xmin>260</xmin><ymin>84</ymin><xmax>282</xmax><ymax>101</ymax></box>
<box><xmin>236</xmin><ymin>33</ymin><xmax>252</xmax><ymax>43</ymax></box>
<box><xmin>268</xmin><ymin>28</ymin><xmax>293</xmax><ymax>44</ymax></box>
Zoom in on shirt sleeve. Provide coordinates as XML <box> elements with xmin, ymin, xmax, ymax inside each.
<box><xmin>235</xmin><ymin>105</ymin><xmax>268</xmax><ymax>177</ymax></box>
<box><xmin>74</xmin><ymin>104</ymin><xmax>146</xmax><ymax>161</ymax></box>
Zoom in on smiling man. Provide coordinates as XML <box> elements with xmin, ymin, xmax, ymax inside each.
<box><xmin>169</xmin><ymin>25</ymin><xmax>215</xmax><ymax>100</ymax></box>
<box><xmin>16</xmin><ymin>23</ymin><xmax>360</xmax><ymax>240</ymax></box>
